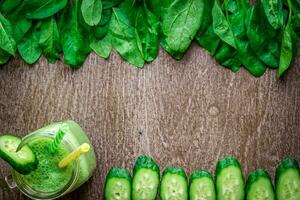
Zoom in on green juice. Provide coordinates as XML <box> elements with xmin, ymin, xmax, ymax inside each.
<box><xmin>22</xmin><ymin>138</ymin><xmax>73</xmax><ymax>193</ymax></box>
<box><xmin>12</xmin><ymin>120</ymin><xmax>97</xmax><ymax>198</ymax></box>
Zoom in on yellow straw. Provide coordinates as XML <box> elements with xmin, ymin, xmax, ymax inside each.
<box><xmin>58</xmin><ymin>143</ymin><xmax>90</xmax><ymax>168</ymax></box>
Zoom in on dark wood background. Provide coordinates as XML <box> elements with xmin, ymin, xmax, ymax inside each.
<box><xmin>0</xmin><ymin>43</ymin><xmax>300</xmax><ymax>199</ymax></box>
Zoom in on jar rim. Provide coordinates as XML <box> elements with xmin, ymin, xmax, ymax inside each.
<box><xmin>13</xmin><ymin>129</ymin><xmax>80</xmax><ymax>200</ymax></box>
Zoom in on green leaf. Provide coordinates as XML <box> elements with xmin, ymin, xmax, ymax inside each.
<box><xmin>91</xmin><ymin>4</ymin><xmax>113</xmax><ymax>40</ymax></box>
<box><xmin>195</xmin><ymin>0</ymin><xmax>220</xmax><ymax>56</ymax></box>
<box><xmin>39</xmin><ymin>17</ymin><xmax>61</xmax><ymax>64</ymax></box>
<box><xmin>24</xmin><ymin>0</ymin><xmax>67</xmax><ymax>19</ymax></box>
<box><xmin>0</xmin><ymin>14</ymin><xmax>17</xmax><ymax>56</ymax></box>
<box><xmin>246</xmin><ymin>4</ymin><xmax>280</xmax><ymax>68</ymax></box>
<box><xmin>215</xmin><ymin>41</ymin><xmax>241</xmax><ymax>73</ymax></box>
<box><xmin>134</xmin><ymin>2</ymin><xmax>159</xmax><ymax>62</ymax></box>
<box><xmin>0</xmin><ymin>0</ymin><xmax>21</xmax><ymax>13</ymax></box>
<box><xmin>276</xmin><ymin>0</ymin><xmax>297</xmax><ymax>78</ymax></box>
<box><xmin>99</xmin><ymin>6</ymin><xmax>112</xmax><ymax>26</ymax></box>
<box><xmin>81</xmin><ymin>0</ymin><xmax>102</xmax><ymax>26</ymax></box>
<box><xmin>215</xmin><ymin>42</ymin><xmax>236</xmax><ymax>64</ymax></box>
<box><xmin>94</xmin><ymin>22</ymin><xmax>110</xmax><ymax>39</ymax></box>
<box><xmin>90</xmin><ymin>34</ymin><xmax>112</xmax><ymax>58</ymax></box>
<box><xmin>5</xmin><ymin>4</ymin><xmax>32</xmax><ymax>44</ymax></box>
<box><xmin>222</xmin><ymin>56</ymin><xmax>241</xmax><ymax>72</ymax></box>
<box><xmin>236</xmin><ymin>41</ymin><xmax>267</xmax><ymax>77</ymax></box>
<box><xmin>261</xmin><ymin>0</ymin><xmax>284</xmax><ymax>29</ymax></box>
<box><xmin>109</xmin><ymin>8</ymin><xmax>144</xmax><ymax>67</ymax></box>
<box><xmin>102</xmin><ymin>0</ymin><xmax>123</xmax><ymax>9</ymax></box>
<box><xmin>196</xmin><ymin>0</ymin><xmax>213</xmax><ymax>37</ymax></box>
<box><xmin>0</xmin><ymin>49</ymin><xmax>11</xmax><ymax>65</ymax></box>
<box><xmin>161</xmin><ymin>0</ymin><xmax>204</xmax><ymax>59</ymax></box>
<box><xmin>18</xmin><ymin>23</ymin><xmax>42</xmax><ymax>64</ymax></box>
<box><xmin>60</xmin><ymin>0</ymin><xmax>90</xmax><ymax>67</ymax></box>
<box><xmin>197</xmin><ymin>25</ymin><xmax>220</xmax><ymax>56</ymax></box>
<box><xmin>277</xmin><ymin>23</ymin><xmax>293</xmax><ymax>78</ymax></box>
<box><xmin>212</xmin><ymin>0</ymin><xmax>237</xmax><ymax>49</ymax></box>
<box><xmin>94</xmin><ymin>0</ymin><xmax>159</xmax><ymax>66</ymax></box>
<box><xmin>212</xmin><ymin>0</ymin><xmax>267</xmax><ymax>77</ymax></box>
<box><xmin>230</xmin><ymin>4</ymin><xmax>267</xmax><ymax>77</ymax></box>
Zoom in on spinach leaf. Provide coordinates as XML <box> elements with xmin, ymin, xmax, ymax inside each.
<box><xmin>60</xmin><ymin>0</ymin><xmax>91</xmax><ymax>67</ymax></box>
<box><xmin>278</xmin><ymin>23</ymin><xmax>294</xmax><ymax>77</ymax></box>
<box><xmin>222</xmin><ymin>56</ymin><xmax>241</xmax><ymax>72</ymax></box>
<box><xmin>0</xmin><ymin>0</ymin><xmax>21</xmax><ymax>13</ymax></box>
<box><xmin>161</xmin><ymin>0</ymin><xmax>204</xmax><ymax>59</ymax></box>
<box><xmin>151</xmin><ymin>0</ymin><xmax>173</xmax><ymax>18</ymax></box>
<box><xmin>93</xmin><ymin>22</ymin><xmax>110</xmax><ymax>39</ymax></box>
<box><xmin>91</xmin><ymin>0</ymin><xmax>123</xmax><ymax>39</ymax></box>
<box><xmin>109</xmin><ymin>7</ymin><xmax>144</xmax><ymax>67</ymax></box>
<box><xmin>89</xmin><ymin>0</ymin><xmax>120</xmax><ymax>60</ymax></box>
<box><xmin>90</xmin><ymin>34</ymin><xmax>112</xmax><ymax>58</ymax></box>
<box><xmin>18</xmin><ymin>23</ymin><xmax>42</xmax><ymax>64</ymax></box>
<box><xmin>195</xmin><ymin>0</ymin><xmax>221</xmax><ymax>56</ymax></box>
<box><xmin>94</xmin><ymin>0</ymin><xmax>159</xmax><ymax>67</ymax></box>
<box><xmin>148</xmin><ymin>0</ymin><xmax>162</xmax><ymax>18</ymax></box>
<box><xmin>196</xmin><ymin>0</ymin><xmax>213</xmax><ymax>36</ymax></box>
<box><xmin>261</xmin><ymin>0</ymin><xmax>284</xmax><ymax>29</ymax></box>
<box><xmin>231</xmin><ymin>3</ymin><xmax>267</xmax><ymax>77</ymax></box>
<box><xmin>99</xmin><ymin>5</ymin><xmax>112</xmax><ymax>25</ymax></box>
<box><xmin>81</xmin><ymin>0</ymin><xmax>102</xmax><ymax>26</ymax></box>
<box><xmin>212</xmin><ymin>0</ymin><xmax>237</xmax><ymax>49</ymax></box>
<box><xmin>215</xmin><ymin>42</ymin><xmax>241</xmax><ymax>72</ymax></box>
<box><xmin>277</xmin><ymin>0</ymin><xmax>297</xmax><ymax>78</ymax></box>
<box><xmin>134</xmin><ymin>2</ymin><xmax>159</xmax><ymax>62</ymax></box>
<box><xmin>102</xmin><ymin>0</ymin><xmax>123</xmax><ymax>9</ymax></box>
<box><xmin>216</xmin><ymin>0</ymin><xmax>267</xmax><ymax>77</ymax></box>
<box><xmin>291</xmin><ymin>0</ymin><xmax>300</xmax><ymax>45</ymax></box>
<box><xmin>5</xmin><ymin>4</ymin><xmax>32</xmax><ymax>44</ymax></box>
<box><xmin>0</xmin><ymin>14</ymin><xmax>17</xmax><ymax>55</ymax></box>
<box><xmin>246</xmin><ymin>3</ymin><xmax>280</xmax><ymax>68</ymax></box>
<box><xmin>197</xmin><ymin>25</ymin><xmax>220</xmax><ymax>56</ymax></box>
<box><xmin>0</xmin><ymin>49</ymin><xmax>11</xmax><ymax>65</ymax></box>
<box><xmin>236</xmin><ymin>41</ymin><xmax>267</xmax><ymax>77</ymax></box>
<box><xmin>24</xmin><ymin>0</ymin><xmax>67</xmax><ymax>19</ymax></box>
<box><xmin>39</xmin><ymin>17</ymin><xmax>61</xmax><ymax>64</ymax></box>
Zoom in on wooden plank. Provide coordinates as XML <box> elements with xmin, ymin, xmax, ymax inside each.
<box><xmin>0</xmin><ymin>44</ymin><xmax>300</xmax><ymax>199</ymax></box>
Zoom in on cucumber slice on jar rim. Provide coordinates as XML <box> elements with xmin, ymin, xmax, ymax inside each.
<box><xmin>0</xmin><ymin>134</ymin><xmax>38</xmax><ymax>175</ymax></box>
<box><xmin>275</xmin><ymin>157</ymin><xmax>300</xmax><ymax>200</ymax></box>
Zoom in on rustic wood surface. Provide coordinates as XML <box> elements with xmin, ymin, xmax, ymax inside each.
<box><xmin>0</xmin><ymin>43</ymin><xmax>300</xmax><ymax>199</ymax></box>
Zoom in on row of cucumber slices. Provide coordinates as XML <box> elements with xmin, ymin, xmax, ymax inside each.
<box><xmin>104</xmin><ymin>155</ymin><xmax>300</xmax><ymax>200</ymax></box>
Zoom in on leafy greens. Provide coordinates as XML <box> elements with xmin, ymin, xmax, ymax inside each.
<box><xmin>0</xmin><ymin>0</ymin><xmax>299</xmax><ymax>78</ymax></box>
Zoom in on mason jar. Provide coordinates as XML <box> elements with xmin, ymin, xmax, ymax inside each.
<box><xmin>2</xmin><ymin>120</ymin><xmax>97</xmax><ymax>200</ymax></box>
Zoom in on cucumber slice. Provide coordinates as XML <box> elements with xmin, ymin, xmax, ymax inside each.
<box><xmin>0</xmin><ymin>134</ymin><xmax>37</xmax><ymax>175</ymax></box>
<box><xmin>189</xmin><ymin>170</ymin><xmax>216</xmax><ymax>200</ymax></box>
<box><xmin>132</xmin><ymin>155</ymin><xmax>160</xmax><ymax>200</ymax></box>
<box><xmin>246</xmin><ymin>169</ymin><xmax>275</xmax><ymax>200</ymax></box>
<box><xmin>160</xmin><ymin>167</ymin><xmax>188</xmax><ymax>200</ymax></box>
<box><xmin>215</xmin><ymin>157</ymin><xmax>245</xmax><ymax>200</ymax></box>
<box><xmin>275</xmin><ymin>157</ymin><xmax>300</xmax><ymax>200</ymax></box>
<box><xmin>105</xmin><ymin>167</ymin><xmax>132</xmax><ymax>200</ymax></box>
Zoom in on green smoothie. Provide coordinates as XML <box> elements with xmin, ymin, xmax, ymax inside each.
<box><xmin>22</xmin><ymin>138</ymin><xmax>73</xmax><ymax>193</ymax></box>
<box><xmin>12</xmin><ymin>120</ymin><xmax>97</xmax><ymax>199</ymax></box>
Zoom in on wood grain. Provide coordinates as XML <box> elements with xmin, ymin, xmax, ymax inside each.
<box><xmin>0</xmin><ymin>43</ymin><xmax>300</xmax><ymax>199</ymax></box>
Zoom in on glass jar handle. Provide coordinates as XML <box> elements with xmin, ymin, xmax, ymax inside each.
<box><xmin>0</xmin><ymin>175</ymin><xmax>16</xmax><ymax>191</ymax></box>
<box><xmin>5</xmin><ymin>175</ymin><xmax>16</xmax><ymax>189</ymax></box>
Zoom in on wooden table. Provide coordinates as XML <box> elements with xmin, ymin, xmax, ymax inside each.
<box><xmin>0</xmin><ymin>44</ymin><xmax>300</xmax><ymax>199</ymax></box>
